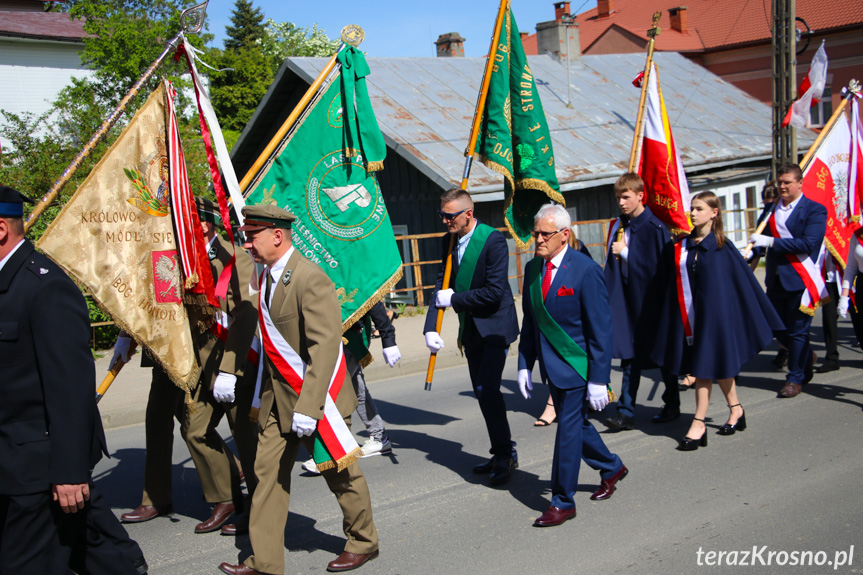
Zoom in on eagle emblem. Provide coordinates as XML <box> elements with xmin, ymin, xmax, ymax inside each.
<box><xmin>152</xmin><ymin>251</ymin><xmax>182</xmax><ymax>304</ymax></box>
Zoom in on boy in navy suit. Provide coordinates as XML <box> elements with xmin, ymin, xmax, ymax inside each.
<box><xmin>518</xmin><ymin>203</ymin><xmax>627</xmax><ymax>527</ymax></box>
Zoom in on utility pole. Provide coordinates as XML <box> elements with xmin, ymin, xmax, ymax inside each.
<box><xmin>772</xmin><ymin>0</ymin><xmax>796</xmax><ymax>176</ymax></box>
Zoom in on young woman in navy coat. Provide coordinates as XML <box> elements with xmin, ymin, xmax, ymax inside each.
<box><xmin>651</xmin><ymin>192</ymin><xmax>784</xmax><ymax>450</ymax></box>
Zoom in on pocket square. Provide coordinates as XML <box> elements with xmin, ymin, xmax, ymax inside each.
<box><xmin>557</xmin><ymin>286</ymin><xmax>575</xmax><ymax>296</ymax></box>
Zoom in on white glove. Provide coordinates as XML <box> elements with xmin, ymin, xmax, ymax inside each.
<box><xmin>111</xmin><ymin>334</ymin><xmax>134</xmax><ymax>366</ymax></box>
<box><xmin>435</xmin><ymin>288</ymin><xmax>454</xmax><ymax>309</ymax></box>
<box><xmin>425</xmin><ymin>331</ymin><xmax>444</xmax><ymax>353</ymax></box>
<box><xmin>838</xmin><ymin>295</ymin><xmax>850</xmax><ymax>318</ymax></box>
<box><xmin>291</xmin><ymin>412</ymin><xmax>317</xmax><ymax>437</ymax></box>
<box><xmin>213</xmin><ymin>372</ymin><xmax>237</xmax><ymax>403</ymax></box>
<box><xmin>749</xmin><ymin>234</ymin><xmax>773</xmax><ymax>248</ymax></box>
<box><xmin>587</xmin><ymin>382</ymin><xmax>609</xmax><ymax>411</ymax></box>
<box><xmin>382</xmin><ymin>345</ymin><xmax>401</xmax><ymax>367</ymax></box>
<box><xmin>518</xmin><ymin>369</ymin><xmax>533</xmax><ymax>399</ymax></box>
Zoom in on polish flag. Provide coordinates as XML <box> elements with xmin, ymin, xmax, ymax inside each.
<box><xmin>849</xmin><ymin>97</ymin><xmax>863</xmax><ymax>226</ymax></box>
<box><xmin>782</xmin><ymin>41</ymin><xmax>828</xmax><ymax>128</ymax></box>
<box><xmin>636</xmin><ymin>62</ymin><xmax>692</xmax><ymax>234</ymax></box>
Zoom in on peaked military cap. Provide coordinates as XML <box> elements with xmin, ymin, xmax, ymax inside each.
<box><xmin>195</xmin><ymin>196</ymin><xmax>222</xmax><ymax>226</ymax></box>
<box><xmin>0</xmin><ymin>186</ymin><xmax>34</xmax><ymax>217</ymax></box>
<box><xmin>239</xmin><ymin>204</ymin><xmax>297</xmax><ymax>231</ymax></box>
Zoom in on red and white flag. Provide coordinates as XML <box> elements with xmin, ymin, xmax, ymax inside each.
<box><xmin>801</xmin><ymin>108</ymin><xmax>859</xmax><ymax>268</ymax></box>
<box><xmin>849</xmin><ymin>96</ymin><xmax>863</xmax><ymax>225</ymax></box>
<box><xmin>636</xmin><ymin>62</ymin><xmax>692</xmax><ymax>234</ymax></box>
<box><xmin>782</xmin><ymin>41</ymin><xmax>828</xmax><ymax>129</ymax></box>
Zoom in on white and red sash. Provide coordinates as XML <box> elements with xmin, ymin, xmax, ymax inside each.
<box><xmin>257</xmin><ymin>272</ymin><xmax>360</xmax><ymax>471</ymax></box>
<box><xmin>674</xmin><ymin>241</ymin><xmax>695</xmax><ymax>345</ymax></box>
<box><xmin>768</xmin><ymin>213</ymin><xmax>828</xmax><ymax>315</ymax></box>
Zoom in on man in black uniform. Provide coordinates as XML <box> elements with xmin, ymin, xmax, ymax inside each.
<box><xmin>0</xmin><ymin>185</ymin><xmax>143</xmax><ymax>573</ymax></box>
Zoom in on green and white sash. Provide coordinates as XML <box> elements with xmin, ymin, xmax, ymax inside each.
<box><xmin>453</xmin><ymin>223</ymin><xmax>495</xmax><ymax>344</ymax></box>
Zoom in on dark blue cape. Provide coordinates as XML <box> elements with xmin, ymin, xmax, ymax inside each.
<box><xmin>651</xmin><ymin>232</ymin><xmax>785</xmax><ymax>379</ymax></box>
<box><xmin>603</xmin><ymin>205</ymin><xmax>672</xmax><ymax>361</ymax></box>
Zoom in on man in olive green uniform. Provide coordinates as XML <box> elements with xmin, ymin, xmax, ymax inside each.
<box><xmin>218</xmin><ymin>205</ymin><xmax>378</xmax><ymax>575</ymax></box>
<box><xmin>120</xmin><ymin>198</ymin><xmax>259</xmax><ymax>534</ymax></box>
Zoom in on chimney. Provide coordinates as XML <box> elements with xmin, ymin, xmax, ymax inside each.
<box><xmin>435</xmin><ymin>32</ymin><xmax>465</xmax><ymax>57</ymax></box>
<box><xmin>597</xmin><ymin>0</ymin><xmax>614</xmax><ymax>18</ymax></box>
<box><xmin>554</xmin><ymin>2</ymin><xmax>571</xmax><ymax>22</ymax></box>
<box><xmin>669</xmin><ymin>6</ymin><xmax>688</xmax><ymax>33</ymax></box>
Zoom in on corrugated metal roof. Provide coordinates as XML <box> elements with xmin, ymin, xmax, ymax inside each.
<box><xmin>241</xmin><ymin>51</ymin><xmax>815</xmax><ymax>195</ymax></box>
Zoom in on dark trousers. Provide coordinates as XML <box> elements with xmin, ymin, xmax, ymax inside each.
<box><xmin>0</xmin><ymin>491</ymin><xmax>69</xmax><ymax>572</ymax></box>
<box><xmin>820</xmin><ymin>281</ymin><xmax>840</xmax><ymax>364</ymax></box>
<box><xmin>67</xmin><ymin>484</ymin><xmax>142</xmax><ymax>575</ymax></box>
<box><xmin>768</xmin><ymin>285</ymin><xmax>814</xmax><ymax>384</ymax></box>
<box><xmin>616</xmin><ymin>359</ymin><xmax>680</xmax><ymax>418</ymax></box>
<box><xmin>549</xmin><ymin>382</ymin><xmax>622</xmax><ymax>510</ymax></box>
<box><xmin>463</xmin><ymin>337</ymin><xmax>515</xmax><ymax>459</ymax></box>
<box><xmin>851</xmin><ymin>273</ymin><xmax>863</xmax><ymax>348</ymax></box>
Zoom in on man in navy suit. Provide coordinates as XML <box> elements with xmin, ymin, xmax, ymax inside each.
<box><xmin>0</xmin><ymin>186</ymin><xmax>143</xmax><ymax>573</ymax></box>
<box><xmin>424</xmin><ymin>188</ymin><xmax>520</xmax><ymax>485</ymax></box>
<box><xmin>518</xmin><ymin>203</ymin><xmax>627</xmax><ymax>527</ymax></box>
<box><xmin>750</xmin><ymin>163</ymin><xmax>827</xmax><ymax>398</ymax></box>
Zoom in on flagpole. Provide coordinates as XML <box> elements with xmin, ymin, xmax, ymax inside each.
<box><xmin>23</xmin><ymin>1</ymin><xmax>210</xmax><ymax>233</ymax></box>
<box><xmin>627</xmin><ymin>11</ymin><xmax>662</xmax><ymax>172</ymax></box>
<box><xmin>95</xmin><ymin>343</ymin><xmax>137</xmax><ymax>403</ymax></box>
<box><xmin>743</xmin><ymin>85</ymin><xmax>856</xmax><ymax>256</ymax></box>
<box><xmin>424</xmin><ymin>0</ymin><xmax>509</xmax><ymax>391</ymax></box>
<box><xmin>237</xmin><ymin>26</ymin><xmax>367</xmax><ymax>194</ymax></box>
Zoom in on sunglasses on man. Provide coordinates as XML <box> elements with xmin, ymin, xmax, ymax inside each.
<box><xmin>437</xmin><ymin>208</ymin><xmax>468</xmax><ymax>221</ymax></box>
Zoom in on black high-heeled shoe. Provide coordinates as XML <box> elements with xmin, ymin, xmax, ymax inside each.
<box><xmin>717</xmin><ymin>403</ymin><xmax>746</xmax><ymax>435</ymax></box>
<box><xmin>679</xmin><ymin>418</ymin><xmax>708</xmax><ymax>451</ymax></box>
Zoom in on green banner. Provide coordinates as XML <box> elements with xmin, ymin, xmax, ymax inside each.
<box><xmin>246</xmin><ymin>47</ymin><xmax>402</xmax><ymax>329</ymax></box>
<box><xmin>474</xmin><ymin>4</ymin><xmax>563</xmax><ymax>248</ymax></box>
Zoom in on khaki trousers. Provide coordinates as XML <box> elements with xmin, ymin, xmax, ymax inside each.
<box><xmin>141</xmin><ymin>366</ymin><xmax>257</xmax><ymax>506</ymax></box>
<box><xmin>246</xmin><ymin>410</ymin><xmax>378</xmax><ymax>574</ymax></box>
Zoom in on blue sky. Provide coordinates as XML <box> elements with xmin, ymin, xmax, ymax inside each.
<box><xmin>204</xmin><ymin>0</ymin><xmax>598</xmax><ymax>58</ymax></box>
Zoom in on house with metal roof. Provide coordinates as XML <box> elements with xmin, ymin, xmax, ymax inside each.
<box><xmin>231</xmin><ymin>49</ymin><xmax>815</xmax><ymax>301</ymax></box>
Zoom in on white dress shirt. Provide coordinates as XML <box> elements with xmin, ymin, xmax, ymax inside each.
<box><xmin>0</xmin><ymin>238</ymin><xmax>24</xmax><ymax>273</ymax></box>
<box><xmin>456</xmin><ymin>219</ymin><xmax>477</xmax><ymax>266</ymax></box>
<box><xmin>263</xmin><ymin>246</ymin><xmax>295</xmax><ymax>308</ymax></box>
<box><xmin>543</xmin><ymin>244</ymin><xmax>568</xmax><ymax>285</ymax></box>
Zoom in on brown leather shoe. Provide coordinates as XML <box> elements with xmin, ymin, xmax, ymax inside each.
<box><xmin>120</xmin><ymin>504</ymin><xmax>172</xmax><ymax>523</ymax></box>
<box><xmin>779</xmin><ymin>382</ymin><xmax>803</xmax><ymax>398</ymax></box>
<box><xmin>590</xmin><ymin>465</ymin><xmax>629</xmax><ymax>501</ymax></box>
<box><xmin>218</xmin><ymin>562</ymin><xmax>267</xmax><ymax>575</ymax></box>
<box><xmin>326</xmin><ymin>550</ymin><xmax>379</xmax><ymax>572</ymax></box>
<box><xmin>195</xmin><ymin>501</ymin><xmax>235</xmax><ymax>533</ymax></box>
<box><xmin>221</xmin><ymin>513</ymin><xmax>249</xmax><ymax>536</ymax></box>
<box><xmin>533</xmin><ymin>505</ymin><xmax>576</xmax><ymax>527</ymax></box>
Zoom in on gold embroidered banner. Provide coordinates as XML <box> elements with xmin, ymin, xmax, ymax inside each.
<box><xmin>38</xmin><ymin>84</ymin><xmax>200</xmax><ymax>392</ymax></box>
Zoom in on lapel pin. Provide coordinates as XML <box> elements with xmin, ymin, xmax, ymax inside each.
<box><xmin>40</xmin><ymin>268</ymin><xmax>49</xmax><ymax>275</ymax></box>
<box><xmin>282</xmin><ymin>270</ymin><xmax>292</xmax><ymax>285</ymax></box>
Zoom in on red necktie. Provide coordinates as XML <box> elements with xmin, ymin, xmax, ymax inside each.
<box><xmin>542</xmin><ymin>260</ymin><xmax>554</xmax><ymax>300</ymax></box>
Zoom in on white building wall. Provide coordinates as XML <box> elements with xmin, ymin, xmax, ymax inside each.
<box><xmin>0</xmin><ymin>38</ymin><xmax>92</xmax><ymax>121</ymax></box>
<box><xmin>690</xmin><ymin>172</ymin><xmax>769</xmax><ymax>249</ymax></box>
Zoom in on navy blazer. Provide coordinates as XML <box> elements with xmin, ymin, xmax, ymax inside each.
<box><xmin>424</xmin><ymin>222</ymin><xmax>518</xmax><ymax>348</ymax></box>
<box><xmin>603</xmin><ymin>206</ymin><xmax>672</xmax><ymax>360</ymax></box>
<box><xmin>518</xmin><ymin>246</ymin><xmax>613</xmax><ymax>388</ymax></box>
<box><xmin>764</xmin><ymin>195</ymin><xmax>827</xmax><ymax>292</ymax></box>
<box><xmin>0</xmin><ymin>240</ymin><xmax>106</xmax><ymax>494</ymax></box>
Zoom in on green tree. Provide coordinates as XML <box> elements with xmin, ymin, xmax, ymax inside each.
<box><xmin>224</xmin><ymin>0</ymin><xmax>266</xmax><ymax>50</ymax></box>
<box><xmin>208</xmin><ymin>46</ymin><xmax>272</xmax><ymax>135</ymax></box>
<box><xmin>258</xmin><ymin>20</ymin><xmax>340</xmax><ymax>75</ymax></box>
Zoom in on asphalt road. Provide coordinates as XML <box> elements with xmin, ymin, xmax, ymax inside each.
<box><xmin>95</xmin><ymin>333</ymin><xmax>863</xmax><ymax>575</ymax></box>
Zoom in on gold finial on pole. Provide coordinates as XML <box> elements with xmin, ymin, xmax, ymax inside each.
<box><xmin>341</xmin><ymin>25</ymin><xmax>365</xmax><ymax>47</ymax></box>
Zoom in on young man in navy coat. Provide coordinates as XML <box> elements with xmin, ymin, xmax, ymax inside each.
<box><xmin>750</xmin><ymin>163</ymin><xmax>827</xmax><ymax>398</ymax></box>
<box><xmin>424</xmin><ymin>188</ymin><xmax>520</xmax><ymax>486</ymax></box>
<box><xmin>603</xmin><ymin>173</ymin><xmax>680</xmax><ymax>430</ymax></box>
<box><xmin>517</xmin><ymin>203</ymin><xmax>627</xmax><ymax>527</ymax></box>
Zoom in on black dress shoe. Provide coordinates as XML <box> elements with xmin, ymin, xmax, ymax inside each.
<box><xmin>489</xmin><ymin>456</ymin><xmax>517</xmax><ymax>486</ymax></box>
<box><xmin>815</xmin><ymin>361</ymin><xmax>839</xmax><ymax>373</ymax></box>
<box><xmin>473</xmin><ymin>457</ymin><xmax>495</xmax><ymax>474</ymax></box>
<box><xmin>651</xmin><ymin>405</ymin><xmax>680</xmax><ymax>424</ymax></box>
<box><xmin>603</xmin><ymin>414</ymin><xmax>635</xmax><ymax>430</ymax></box>
<box><xmin>771</xmin><ymin>348</ymin><xmax>788</xmax><ymax>370</ymax></box>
